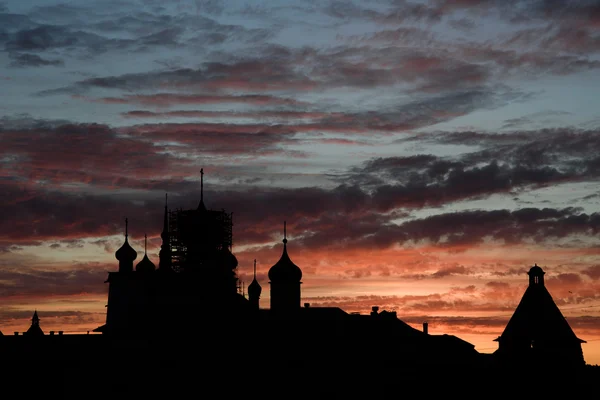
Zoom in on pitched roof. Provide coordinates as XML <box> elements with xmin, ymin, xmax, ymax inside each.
<box><xmin>496</xmin><ymin>265</ymin><xmax>585</xmax><ymax>344</ymax></box>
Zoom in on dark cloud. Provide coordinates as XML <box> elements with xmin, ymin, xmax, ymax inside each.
<box><xmin>94</xmin><ymin>93</ymin><xmax>308</xmax><ymax>107</ymax></box>
<box><xmin>4</xmin><ymin>24</ymin><xmax>119</xmax><ymax>52</ymax></box>
<box><xmin>432</xmin><ymin>265</ymin><xmax>472</xmax><ymax>278</ymax></box>
<box><xmin>551</xmin><ymin>273</ymin><xmax>584</xmax><ymax>285</ymax></box>
<box><xmin>486</xmin><ymin>281</ymin><xmax>510</xmax><ymax>289</ymax></box>
<box><xmin>324</xmin><ymin>1</ymin><xmax>443</xmax><ymax>24</ymax></box>
<box><xmin>275</xmin><ymin>206</ymin><xmax>600</xmax><ymax>251</ymax></box>
<box><xmin>582</xmin><ymin>265</ymin><xmax>600</xmax><ymax>280</ymax></box>
<box><xmin>8</xmin><ymin>52</ymin><xmax>64</xmax><ymax>67</ymax></box>
<box><xmin>1</xmin><ymin>5</ymin><xmax>276</xmax><ymax>63</ymax></box>
<box><xmin>0</xmin><ymin>263</ymin><xmax>110</xmax><ymax>298</ymax></box>
<box><xmin>3</xmin><ymin>117</ymin><xmax>600</xmax><ymax>253</ymax></box>
<box><xmin>0</xmin><ymin>10</ymin><xmax>36</xmax><ymax>31</ymax></box>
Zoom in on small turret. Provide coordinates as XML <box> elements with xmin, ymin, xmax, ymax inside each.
<box><xmin>528</xmin><ymin>263</ymin><xmax>545</xmax><ymax>286</ymax></box>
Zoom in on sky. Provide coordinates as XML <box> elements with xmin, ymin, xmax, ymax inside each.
<box><xmin>1</xmin><ymin>0</ymin><xmax>600</xmax><ymax>364</ymax></box>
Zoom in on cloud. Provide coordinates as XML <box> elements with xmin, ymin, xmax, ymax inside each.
<box><xmin>92</xmin><ymin>93</ymin><xmax>308</xmax><ymax>107</ymax></box>
<box><xmin>0</xmin><ymin>262</ymin><xmax>110</xmax><ymax>298</ymax></box>
<box><xmin>583</xmin><ymin>265</ymin><xmax>600</xmax><ymax>280</ymax></box>
<box><xmin>8</xmin><ymin>52</ymin><xmax>63</xmax><ymax>67</ymax></box>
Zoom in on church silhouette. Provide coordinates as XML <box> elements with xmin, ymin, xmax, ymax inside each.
<box><xmin>0</xmin><ymin>171</ymin><xmax>596</xmax><ymax>395</ymax></box>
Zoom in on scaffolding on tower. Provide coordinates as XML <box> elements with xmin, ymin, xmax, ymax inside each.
<box><xmin>168</xmin><ymin>207</ymin><xmax>233</xmax><ymax>273</ymax></box>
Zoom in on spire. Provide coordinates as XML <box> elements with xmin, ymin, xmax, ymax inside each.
<box><xmin>125</xmin><ymin>217</ymin><xmax>129</xmax><ymax>239</ymax></box>
<box><xmin>144</xmin><ymin>233</ymin><xmax>147</xmax><ymax>254</ymax></box>
<box><xmin>198</xmin><ymin>168</ymin><xmax>206</xmax><ymax>211</ymax></box>
<box><xmin>159</xmin><ymin>194</ymin><xmax>172</xmax><ymax>271</ymax></box>
<box><xmin>25</xmin><ymin>310</ymin><xmax>44</xmax><ymax>336</ymax></box>
<box><xmin>283</xmin><ymin>220</ymin><xmax>287</xmax><ymax>245</ymax></box>
<box><xmin>248</xmin><ymin>258</ymin><xmax>262</xmax><ymax>309</ymax></box>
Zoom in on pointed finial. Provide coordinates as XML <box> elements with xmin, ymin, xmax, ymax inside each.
<box><xmin>253</xmin><ymin>259</ymin><xmax>257</xmax><ymax>279</ymax></box>
<box><xmin>165</xmin><ymin>193</ymin><xmax>168</xmax><ymax>207</ymax></box>
<box><xmin>283</xmin><ymin>221</ymin><xmax>287</xmax><ymax>244</ymax></box>
<box><xmin>125</xmin><ymin>217</ymin><xmax>129</xmax><ymax>239</ymax></box>
<box><xmin>144</xmin><ymin>233</ymin><xmax>147</xmax><ymax>255</ymax></box>
<box><xmin>200</xmin><ymin>168</ymin><xmax>204</xmax><ymax>203</ymax></box>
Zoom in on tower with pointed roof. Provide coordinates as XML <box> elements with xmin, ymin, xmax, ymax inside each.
<box><xmin>25</xmin><ymin>310</ymin><xmax>44</xmax><ymax>337</ymax></box>
<box><xmin>248</xmin><ymin>259</ymin><xmax>262</xmax><ymax>310</ymax></box>
<box><xmin>494</xmin><ymin>264</ymin><xmax>586</xmax><ymax>368</ymax></box>
<box><xmin>159</xmin><ymin>194</ymin><xmax>171</xmax><ymax>271</ymax></box>
<box><xmin>115</xmin><ymin>218</ymin><xmax>137</xmax><ymax>273</ymax></box>
<box><xmin>268</xmin><ymin>222</ymin><xmax>302</xmax><ymax>312</ymax></box>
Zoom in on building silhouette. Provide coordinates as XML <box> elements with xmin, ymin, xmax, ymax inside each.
<box><xmin>91</xmin><ymin>171</ymin><xmax>485</xmax><ymax>369</ymax></box>
<box><xmin>24</xmin><ymin>310</ymin><xmax>44</xmax><ymax>337</ymax></box>
<box><xmin>494</xmin><ymin>264</ymin><xmax>586</xmax><ymax>368</ymax></box>
<box><xmin>268</xmin><ymin>221</ymin><xmax>302</xmax><ymax>313</ymax></box>
<box><xmin>99</xmin><ymin>170</ymin><xmax>247</xmax><ymax>336</ymax></box>
<box><xmin>1</xmin><ymin>171</ymin><xmax>597</xmax><ymax>395</ymax></box>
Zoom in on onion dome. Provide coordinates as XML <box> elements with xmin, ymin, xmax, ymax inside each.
<box><xmin>248</xmin><ymin>259</ymin><xmax>262</xmax><ymax>296</ymax></box>
<box><xmin>115</xmin><ymin>218</ymin><xmax>137</xmax><ymax>262</ymax></box>
<box><xmin>136</xmin><ymin>234</ymin><xmax>156</xmax><ymax>272</ymax></box>
<box><xmin>268</xmin><ymin>222</ymin><xmax>302</xmax><ymax>282</ymax></box>
<box><xmin>217</xmin><ymin>246</ymin><xmax>238</xmax><ymax>269</ymax></box>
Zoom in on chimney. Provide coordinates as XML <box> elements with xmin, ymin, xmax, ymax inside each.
<box><xmin>304</xmin><ymin>303</ymin><xmax>310</xmax><ymax>308</ymax></box>
<box><xmin>50</xmin><ymin>331</ymin><xmax>55</xmax><ymax>335</ymax></box>
<box><xmin>58</xmin><ymin>331</ymin><xmax>63</xmax><ymax>335</ymax></box>
<box><xmin>423</xmin><ymin>322</ymin><xmax>428</xmax><ymax>335</ymax></box>
<box><xmin>14</xmin><ymin>332</ymin><xmax>19</xmax><ymax>336</ymax></box>
<box><xmin>371</xmin><ymin>306</ymin><xmax>379</xmax><ymax>316</ymax></box>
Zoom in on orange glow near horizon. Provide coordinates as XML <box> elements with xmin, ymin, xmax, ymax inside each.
<box><xmin>3</xmin><ymin>236</ymin><xmax>600</xmax><ymax>366</ymax></box>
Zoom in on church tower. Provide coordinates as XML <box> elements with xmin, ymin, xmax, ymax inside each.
<box><xmin>25</xmin><ymin>310</ymin><xmax>44</xmax><ymax>337</ymax></box>
<box><xmin>494</xmin><ymin>264</ymin><xmax>586</xmax><ymax>368</ymax></box>
<box><xmin>248</xmin><ymin>259</ymin><xmax>262</xmax><ymax>310</ymax></box>
<box><xmin>268</xmin><ymin>222</ymin><xmax>302</xmax><ymax>313</ymax></box>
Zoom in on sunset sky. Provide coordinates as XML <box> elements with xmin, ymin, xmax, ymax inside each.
<box><xmin>2</xmin><ymin>0</ymin><xmax>600</xmax><ymax>364</ymax></box>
